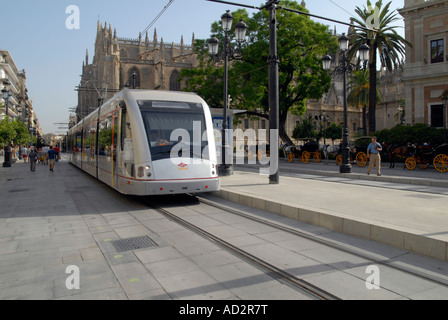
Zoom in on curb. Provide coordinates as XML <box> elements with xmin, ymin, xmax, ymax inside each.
<box><xmin>210</xmin><ymin>188</ymin><xmax>448</xmax><ymax>262</ymax></box>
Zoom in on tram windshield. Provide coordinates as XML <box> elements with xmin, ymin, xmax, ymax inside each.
<box><xmin>139</xmin><ymin>100</ymin><xmax>210</xmax><ymax>161</ymax></box>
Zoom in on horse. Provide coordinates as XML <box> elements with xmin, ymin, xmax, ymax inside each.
<box><xmin>383</xmin><ymin>142</ymin><xmax>414</xmax><ymax>168</ymax></box>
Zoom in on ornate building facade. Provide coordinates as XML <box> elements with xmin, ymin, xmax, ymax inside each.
<box><xmin>76</xmin><ymin>21</ymin><xmax>198</xmax><ymax>121</ymax></box>
<box><xmin>399</xmin><ymin>0</ymin><xmax>448</xmax><ymax>128</ymax></box>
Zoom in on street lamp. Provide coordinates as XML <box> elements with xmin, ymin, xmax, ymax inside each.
<box><xmin>441</xmin><ymin>89</ymin><xmax>448</xmax><ymax>141</ymax></box>
<box><xmin>322</xmin><ymin>33</ymin><xmax>369</xmax><ymax>173</ymax></box>
<box><xmin>208</xmin><ymin>10</ymin><xmax>248</xmax><ymax>176</ymax></box>
<box><xmin>2</xmin><ymin>83</ymin><xmax>12</xmax><ymax>167</ymax></box>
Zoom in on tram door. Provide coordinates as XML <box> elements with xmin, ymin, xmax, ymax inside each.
<box><xmin>111</xmin><ymin>111</ymin><xmax>119</xmax><ymax>188</ymax></box>
<box><xmin>118</xmin><ymin>106</ymin><xmax>134</xmax><ymax>193</ymax></box>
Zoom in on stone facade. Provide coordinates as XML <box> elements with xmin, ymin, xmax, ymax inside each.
<box><xmin>1</xmin><ymin>50</ymin><xmax>41</xmax><ymax>138</ymax></box>
<box><xmin>76</xmin><ymin>21</ymin><xmax>197</xmax><ymax>121</ymax></box>
<box><xmin>399</xmin><ymin>0</ymin><xmax>448</xmax><ymax>128</ymax></box>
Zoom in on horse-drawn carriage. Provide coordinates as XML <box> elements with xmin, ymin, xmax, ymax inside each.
<box><xmin>335</xmin><ymin>136</ymin><xmax>370</xmax><ymax>167</ymax></box>
<box><xmin>284</xmin><ymin>139</ymin><xmax>321</xmax><ymax>164</ymax></box>
<box><xmin>404</xmin><ymin>143</ymin><xmax>448</xmax><ymax>172</ymax></box>
<box><xmin>386</xmin><ymin>142</ymin><xmax>448</xmax><ymax>173</ymax></box>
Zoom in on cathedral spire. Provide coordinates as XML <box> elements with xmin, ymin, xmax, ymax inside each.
<box><xmin>153</xmin><ymin>28</ymin><xmax>158</xmax><ymax>48</ymax></box>
<box><xmin>86</xmin><ymin>49</ymin><xmax>89</xmax><ymax>65</ymax></box>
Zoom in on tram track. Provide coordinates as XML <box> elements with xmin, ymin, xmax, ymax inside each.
<box><xmin>139</xmin><ymin>196</ymin><xmax>340</xmax><ymax>300</ymax></box>
<box><xmin>138</xmin><ymin>193</ymin><xmax>448</xmax><ymax>300</ymax></box>
<box><xmin>196</xmin><ymin>195</ymin><xmax>448</xmax><ymax>290</ymax></box>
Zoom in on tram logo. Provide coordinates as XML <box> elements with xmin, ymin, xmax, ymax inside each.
<box><xmin>177</xmin><ymin>162</ymin><xmax>189</xmax><ymax>170</ymax></box>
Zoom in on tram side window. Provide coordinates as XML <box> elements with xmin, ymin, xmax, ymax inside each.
<box><xmin>76</xmin><ymin>130</ymin><xmax>82</xmax><ymax>153</ymax></box>
<box><xmin>98</xmin><ymin>113</ymin><xmax>118</xmax><ymax>158</ymax></box>
<box><xmin>112</xmin><ymin>112</ymin><xmax>118</xmax><ymax>159</ymax></box>
<box><xmin>83</xmin><ymin>126</ymin><xmax>90</xmax><ymax>157</ymax></box>
<box><xmin>87</xmin><ymin>124</ymin><xmax>96</xmax><ymax>158</ymax></box>
<box><xmin>99</xmin><ymin>117</ymin><xmax>112</xmax><ymax>156</ymax></box>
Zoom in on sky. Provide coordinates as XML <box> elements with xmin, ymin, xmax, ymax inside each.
<box><xmin>1</xmin><ymin>0</ymin><xmax>405</xmax><ymax>134</ymax></box>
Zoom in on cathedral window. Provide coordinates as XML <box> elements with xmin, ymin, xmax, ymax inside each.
<box><xmin>170</xmin><ymin>70</ymin><xmax>180</xmax><ymax>91</ymax></box>
<box><xmin>128</xmin><ymin>67</ymin><xmax>140</xmax><ymax>88</ymax></box>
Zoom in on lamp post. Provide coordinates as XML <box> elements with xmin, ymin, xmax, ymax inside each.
<box><xmin>208</xmin><ymin>10</ymin><xmax>248</xmax><ymax>176</ymax></box>
<box><xmin>2</xmin><ymin>84</ymin><xmax>12</xmax><ymax>167</ymax></box>
<box><xmin>441</xmin><ymin>90</ymin><xmax>448</xmax><ymax>141</ymax></box>
<box><xmin>322</xmin><ymin>34</ymin><xmax>369</xmax><ymax>173</ymax></box>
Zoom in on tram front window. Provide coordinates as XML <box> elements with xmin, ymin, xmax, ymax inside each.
<box><xmin>139</xmin><ymin>100</ymin><xmax>209</xmax><ymax>161</ymax></box>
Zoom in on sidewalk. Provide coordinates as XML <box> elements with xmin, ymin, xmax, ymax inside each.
<box><xmin>1</xmin><ymin>154</ymin><xmax>448</xmax><ymax>300</ymax></box>
<box><xmin>210</xmin><ymin>161</ymin><xmax>448</xmax><ymax>262</ymax></box>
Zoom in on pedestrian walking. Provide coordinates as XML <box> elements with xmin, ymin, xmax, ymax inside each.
<box><xmin>28</xmin><ymin>146</ymin><xmax>38</xmax><ymax>172</ymax></box>
<box><xmin>42</xmin><ymin>145</ymin><xmax>49</xmax><ymax>165</ymax></box>
<box><xmin>367</xmin><ymin>136</ymin><xmax>382</xmax><ymax>176</ymax></box>
<box><xmin>54</xmin><ymin>145</ymin><xmax>60</xmax><ymax>162</ymax></box>
<box><xmin>47</xmin><ymin>145</ymin><xmax>56</xmax><ymax>172</ymax></box>
<box><xmin>22</xmin><ymin>146</ymin><xmax>28</xmax><ymax>163</ymax></box>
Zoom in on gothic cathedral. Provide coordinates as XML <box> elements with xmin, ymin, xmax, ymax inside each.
<box><xmin>76</xmin><ymin>21</ymin><xmax>198</xmax><ymax>120</ymax></box>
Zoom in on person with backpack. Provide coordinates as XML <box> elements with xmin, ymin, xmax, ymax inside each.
<box><xmin>28</xmin><ymin>146</ymin><xmax>38</xmax><ymax>172</ymax></box>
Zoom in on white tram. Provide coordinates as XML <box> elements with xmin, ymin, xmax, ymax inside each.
<box><xmin>67</xmin><ymin>89</ymin><xmax>220</xmax><ymax>195</ymax></box>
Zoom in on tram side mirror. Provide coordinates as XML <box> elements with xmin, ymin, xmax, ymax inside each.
<box><xmin>119</xmin><ymin>100</ymin><xmax>126</xmax><ymax>109</ymax></box>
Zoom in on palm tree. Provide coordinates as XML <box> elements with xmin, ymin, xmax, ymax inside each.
<box><xmin>347</xmin><ymin>69</ymin><xmax>381</xmax><ymax>135</ymax></box>
<box><xmin>348</xmin><ymin>0</ymin><xmax>410</xmax><ymax>133</ymax></box>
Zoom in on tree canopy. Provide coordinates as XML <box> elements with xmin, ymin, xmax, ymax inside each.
<box><xmin>0</xmin><ymin>116</ymin><xmax>34</xmax><ymax>148</ymax></box>
<box><xmin>180</xmin><ymin>1</ymin><xmax>338</xmax><ymax>145</ymax></box>
<box><xmin>348</xmin><ymin>0</ymin><xmax>410</xmax><ymax>133</ymax></box>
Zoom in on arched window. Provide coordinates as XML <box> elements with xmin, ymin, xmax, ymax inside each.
<box><xmin>120</xmin><ymin>49</ymin><xmax>128</xmax><ymax>60</ymax></box>
<box><xmin>128</xmin><ymin>67</ymin><xmax>140</xmax><ymax>88</ymax></box>
<box><xmin>169</xmin><ymin>70</ymin><xmax>180</xmax><ymax>91</ymax></box>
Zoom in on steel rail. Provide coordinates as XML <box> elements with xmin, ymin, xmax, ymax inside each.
<box><xmin>197</xmin><ymin>195</ymin><xmax>448</xmax><ymax>289</ymax></box>
<box><xmin>141</xmin><ymin>197</ymin><xmax>341</xmax><ymax>300</ymax></box>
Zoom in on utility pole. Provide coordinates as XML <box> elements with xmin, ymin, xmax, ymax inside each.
<box><xmin>266</xmin><ymin>0</ymin><xmax>280</xmax><ymax>184</ymax></box>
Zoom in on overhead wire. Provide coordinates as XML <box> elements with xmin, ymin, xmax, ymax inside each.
<box><xmin>141</xmin><ymin>0</ymin><xmax>175</xmax><ymax>35</ymax></box>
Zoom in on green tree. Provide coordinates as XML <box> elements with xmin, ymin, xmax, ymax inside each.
<box><xmin>292</xmin><ymin>114</ymin><xmax>316</xmax><ymax>141</ymax></box>
<box><xmin>347</xmin><ymin>69</ymin><xmax>381</xmax><ymax>135</ymax></box>
<box><xmin>324</xmin><ymin>122</ymin><xmax>343</xmax><ymax>144</ymax></box>
<box><xmin>0</xmin><ymin>117</ymin><xmax>16</xmax><ymax>148</ymax></box>
<box><xmin>180</xmin><ymin>1</ymin><xmax>338</xmax><ymax>145</ymax></box>
<box><xmin>0</xmin><ymin>117</ymin><xmax>34</xmax><ymax>148</ymax></box>
<box><xmin>348</xmin><ymin>0</ymin><xmax>410</xmax><ymax>133</ymax></box>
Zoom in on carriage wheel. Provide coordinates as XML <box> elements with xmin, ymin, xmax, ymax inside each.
<box><xmin>433</xmin><ymin>154</ymin><xmax>448</xmax><ymax>173</ymax></box>
<box><xmin>288</xmin><ymin>152</ymin><xmax>294</xmax><ymax>163</ymax></box>
<box><xmin>356</xmin><ymin>152</ymin><xmax>368</xmax><ymax>167</ymax></box>
<box><xmin>302</xmin><ymin>151</ymin><xmax>310</xmax><ymax>164</ymax></box>
<box><xmin>416</xmin><ymin>158</ymin><xmax>429</xmax><ymax>169</ymax></box>
<box><xmin>336</xmin><ymin>155</ymin><xmax>342</xmax><ymax>166</ymax></box>
<box><xmin>405</xmin><ymin>156</ymin><xmax>417</xmax><ymax>170</ymax></box>
<box><xmin>313</xmin><ymin>152</ymin><xmax>321</xmax><ymax>163</ymax></box>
